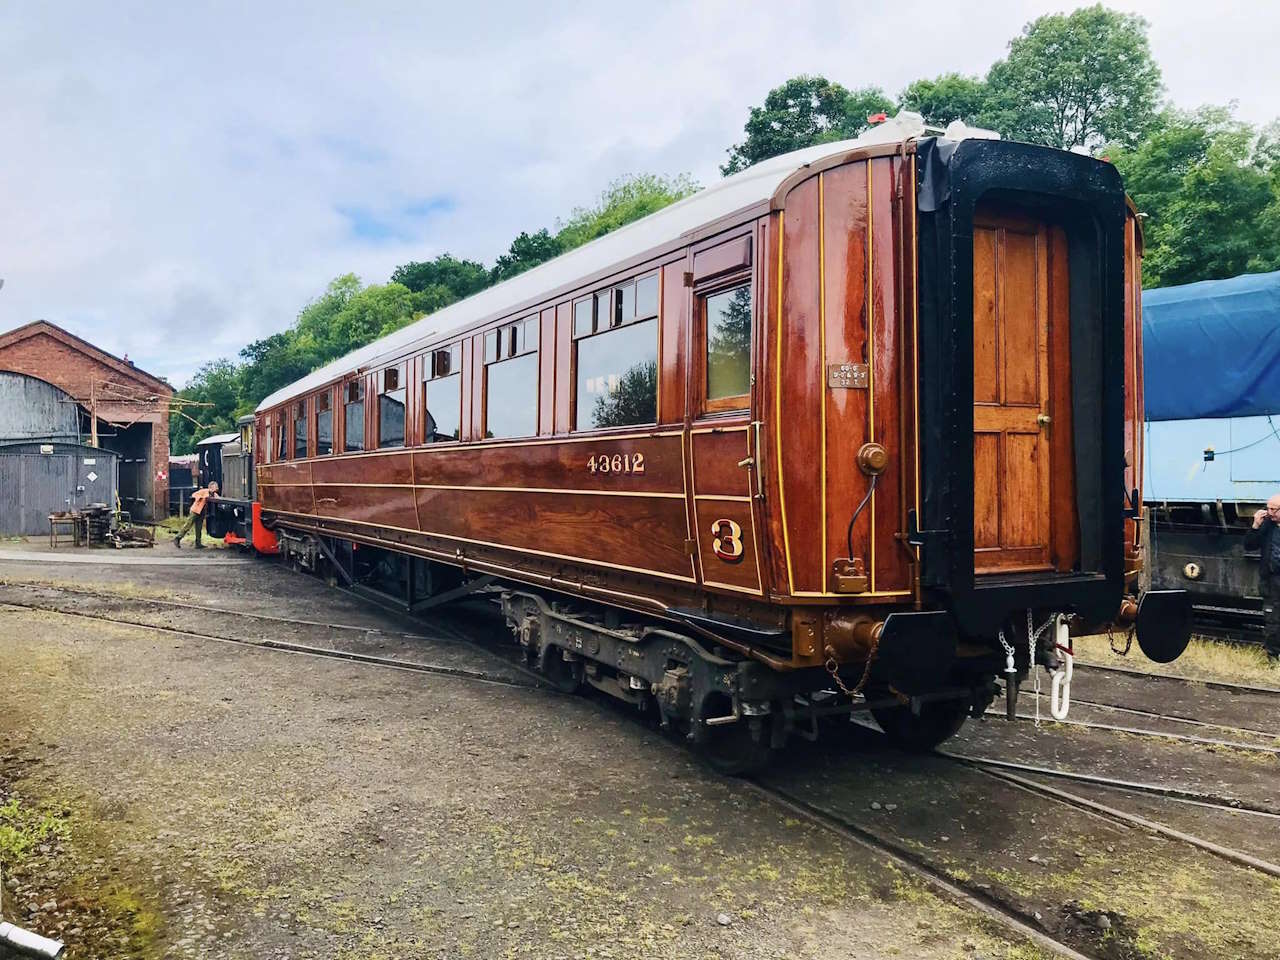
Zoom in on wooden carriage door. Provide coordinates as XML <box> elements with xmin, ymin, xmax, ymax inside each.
<box><xmin>972</xmin><ymin>207</ymin><xmax>1068</xmax><ymax>574</ymax></box>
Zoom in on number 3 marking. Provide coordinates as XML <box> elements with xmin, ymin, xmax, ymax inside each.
<box><xmin>711</xmin><ymin>518</ymin><xmax>744</xmax><ymax>562</ymax></box>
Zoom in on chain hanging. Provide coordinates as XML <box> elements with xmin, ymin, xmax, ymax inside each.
<box><xmin>824</xmin><ymin>637</ymin><xmax>878</xmax><ymax>700</ymax></box>
<box><xmin>1023</xmin><ymin>610</ymin><xmax>1060</xmax><ymax>727</ymax></box>
<box><xmin>1108</xmin><ymin>620</ymin><xmax>1135</xmax><ymax>656</ymax></box>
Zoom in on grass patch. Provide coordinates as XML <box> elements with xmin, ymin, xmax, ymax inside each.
<box><xmin>0</xmin><ymin>795</ymin><xmax>68</xmax><ymax>862</ymax></box>
<box><xmin>1073</xmin><ymin>632</ymin><xmax>1278</xmax><ymax>686</ymax></box>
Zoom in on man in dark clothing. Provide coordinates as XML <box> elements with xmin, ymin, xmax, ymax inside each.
<box><xmin>1244</xmin><ymin>494</ymin><xmax>1280</xmax><ymax>662</ymax></box>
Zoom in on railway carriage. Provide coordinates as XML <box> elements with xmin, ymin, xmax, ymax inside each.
<box><xmin>244</xmin><ymin>113</ymin><xmax>1191</xmax><ymax>771</ymax></box>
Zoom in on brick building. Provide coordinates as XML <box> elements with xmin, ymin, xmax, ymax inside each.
<box><xmin>0</xmin><ymin>320</ymin><xmax>173</xmax><ymax>520</ymax></box>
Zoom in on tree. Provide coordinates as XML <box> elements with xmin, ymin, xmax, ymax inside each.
<box><xmin>898</xmin><ymin>73</ymin><xmax>992</xmax><ymax>129</ymax></box>
<box><xmin>1108</xmin><ymin>107</ymin><xmax>1280</xmax><ymax>287</ymax></box>
<box><xmin>984</xmin><ymin>5</ymin><xmax>1162</xmax><ymax>150</ymax></box>
<box><xmin>169</xmin><ymin>170</ymin><xmax>700</xmax><ymax>453</ymax></box>
<box><xmin>491</xmin><ymin>228</ymin><xmax>564</xmax><ymax>283</ymax></box>
<box><xmin>555</xmin><ymin>173</ymin><xmax>699</xmax><ymax>249</ymax></box>
<box><xmin>236</xmin><ymin>331</ymin><xmax>321</xmax><ymax>410</ymax></box>
<box><xmin>325</xmin><ymin>282</ymin><xmax>424</xmax><ymax>348</ymax></box>
<box><xmin>294</xmin><ymin>274</ymin><xmax>363</xmax><ymax>358</ymax></box>
<box><xmin>722</xmin><ymin>76</ymin><xmax>893</xmax><ymax>175</ymax></box>
<box><xmin>390</xmin><ymin>254</ymin><xmax>490</xmax><ymax>300</ymax></box>
<box><xmin>168</xmin><ymin>359</ymin><xmax>242</xmax><ymax>455</ymax></box>
<box><xmin>590</xmin><ymin>362</ymin><xmax>657</xmax><ymax>430</ymax></box>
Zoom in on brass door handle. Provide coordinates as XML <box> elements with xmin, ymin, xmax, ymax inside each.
<box><xmin>737</xmin><ymin>457</ymin><xmax>754</xmax><ymax>469</ymax></box>
<box><xmin>1037</xmin><ymin>413</ymin><xmax>1052</xmax><ymax>427</ymax></box>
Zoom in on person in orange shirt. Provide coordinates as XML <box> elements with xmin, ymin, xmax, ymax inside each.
<box><xmin>173</xmin><ymin>481</ymin><xmax>218</xmax><ymax>549</ymax></box>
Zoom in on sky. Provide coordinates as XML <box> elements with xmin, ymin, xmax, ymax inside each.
<box><xmin>1</xmin><ymin>1</ymin><xmax>1276</xmax><ymax>388</ymax></box>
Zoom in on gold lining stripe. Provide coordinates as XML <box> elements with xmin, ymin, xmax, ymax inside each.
<box><xmin>687</xmin><ymin>430</ymin><xmax>763</xmax><ymax>594</ymax></box>
<box><xmin>263</xmin><ymin>508</ymin><xmax>699</xmax><ymax>584</ymax></box>
<box><xmin>819</xmin><ymin>172</ymin><xmax>828</xmax><ymax>584</ymax></box>
<box><xmin>774</xmin><ymin>212</ymin><xmax>795</xmax><ymax>594</ymax></box>
<box><xmin>689</xmin><ymin>424</ymin><xmax>749</xmax><ymax>435</ymax></box>
<box><xmin>273</xmin><ymin>515</ymin><xmax>675</xmax><ymax>612</ymax></box>
<box><xmin>681</xmin><ymin>429</ymin><xmax>699</xmax><ymax>581</ymax></box>
<box><xmin>693</xmin><ymin>494</ymin><xmax>752</xmax><ymax>503</ymax></box>
<box><xmin>867</xmin><ymin>160</ymin><xmax>877</xmax><ymax>593</ymax></box>
<box><xmin>656</xmin><ymin>269</ymin><xmax>663</xmax><ymax>423</ymax></box>
<box><xmin>702</xmin><ymin>578</ymin><xmax>767</xmax><ymax>596</ymax></box>
<box><xmin>911</xmin><ymin>154</ymin><xmax>922</xmax><ymax>521</ymax></box>
<box><xmin>789</xmin><ymin>589</ymin><xmax>912</xmax><ymax>599</ymax></box>
<box><xmin>263</xmin><ymin>481</ymin><xmax>686</xmax><ymax>499</ymax></box>
<box><xmin>261</xmin><ymin>428</ymin><xmax>684</xmax><ymax>468</ymax></box>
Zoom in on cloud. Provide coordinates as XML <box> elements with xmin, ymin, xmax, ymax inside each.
<box><xmin>0</xmin><ymin>1</ymin><xmax>1274</xmax><ymax>389</ymax></box>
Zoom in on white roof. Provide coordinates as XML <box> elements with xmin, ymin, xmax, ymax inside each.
<box><xmin>196</xmin><ymin>432</ymin><xmax>239</xmax><ymax>446</ymax></box>
<box><xmin>258</xmin><ymin>113</ymin><xmax>996</xmax><ymax>413</ymax></box>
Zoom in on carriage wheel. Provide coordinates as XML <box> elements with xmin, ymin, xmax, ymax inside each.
<box><xmin>869</xmin><ymin>692</ymin><xmax>969</xmax><ymax>752</ymax></box>
<box><xmin>538</xmin><ymin>646</ymin><xmax>583</xmax><ymax>694</ymax></box>
<box><xmin>695</xmin><ymin>696</ymin><xmax>775</xmax><ymax>776</ymax></box>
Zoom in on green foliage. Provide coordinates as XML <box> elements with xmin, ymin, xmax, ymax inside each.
<box><xmin>898</xmin><ymin>73</ymin><xmax>993</xmax><ymax>129</ymax></box>
<box><xmin>983</xmin><ymin>5</ymin><xmax>1162</xmax><ymax>149</ymax></box>
<box><xmin>491</xmin><ymin>229</ymin><xmax>564</xmax><ymax>283</ymax></box>
<box><xmin>722</xmin><ymin>76</ymin><xmax>893</xmax><ymax>174</ymax></box>
<box><xmin>0</xmin><ymin>796</ymin><xmax>67</xmax><ymax>862</ymax></box>
<box><xmin>390</xmin><ymin>254</ymin><xmax>490</xmax><ymax>300</ymax></box>
<box><xmin>1108</xmin><ymin>107</ymin><xmax>1280</xmax><ymax>286</ymax></box>
<box><xmin>169</xmin><ymin>275</ymin><xmax>431</xmax><ymax>453</ymax></box>
<box><xmin>590</xmin><ymin>361</ymin><xmax>657</xmax><ymax>430</ymax></box>
<box><xmin>168</xmin><ymin>173</ymin><xmax>698</xmax><ymax>453</ymax></box>
<box><xmin>169</xmin><ymin>358</ymin><xmax>243</xmax><ymax>457</ymax></box>
<box><xmin>555</xmin><ymin>173</ymin><xmax>700</xmax><ymax>248</ymax></box>
<box><xmin>166</xmin><ymin>7</ymin><xmax>1278</xmax><ymax>455</ymax></box>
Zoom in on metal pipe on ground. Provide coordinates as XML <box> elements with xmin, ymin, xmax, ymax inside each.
<box><xmin>0</xmin><ymin>921</ymin><xmax>65</xmax><ymax>959</ymax></box>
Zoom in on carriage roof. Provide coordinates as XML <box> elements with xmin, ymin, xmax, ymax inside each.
<box><xmin>258</xmin><ymin>113</ymin><xmax>998</xmax><ymax>413</ymax></box>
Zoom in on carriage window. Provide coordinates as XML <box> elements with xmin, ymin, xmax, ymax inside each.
<box><xmin>483</xmin><ymin>319</ymin><xmax>538</xmax><ymax>439</ymax></box>
<box><xmin>344</xmin><ymin>380</ymin><xmax>365</xmax><ymax>452</ymax></box>
<box><xmin>264</xmin><ymin>422</ymin><xmax>273</xmax><ymax>464</ymax></box>
<box><xmin>277</xmin><ymin>412</ymin><xmax>288</xmax><ymax>460</ymax></box>
<box><xmin>424</xmin><ymin>345</ymin><xmax>462</xmax><ymax>443</ymax></box>
<box><xmin>293</xmin><ymin>401</ymin><xmax>307</xmax><ymax>459</ymax></box>
<box><xmin>575</xmin><ymin>319</ymin><xmax>657</xmax><ymax>430</ymax></box>
<box><xmin>635</xmin><ymin>274</ymin><xmax>659</xmax><ymax>320</ymax></box>
<box><xmin>315</xmin><ymin>391</ymin><xmax>333</xmax><ymax>455</ymax></box>
<box><xmin>572</xmin><ymin>272</ymin><xmax>660</xmax><ymax>430</ymax></box>
<box><xmin>378</xmin><ymin>365</ymin><xmax>406</xmax><ymax>448</ymax></box>
<box><xmin>704</xmin><ymin>283</ymin><xmax>753</xmax><ymax>409</ymax></box>
<box><xmin>573</xmin><ymin>298</ymin><xmax>593</xmax><ymax>338</ymax></box>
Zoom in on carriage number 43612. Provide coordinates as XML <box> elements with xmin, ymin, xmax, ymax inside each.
<box><xmin>588</xmin><ymin>453</ymin><xmax>645</xmax><ymax>474</ymax></box>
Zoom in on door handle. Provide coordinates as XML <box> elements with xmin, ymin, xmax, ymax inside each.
<box><xmin>1037</xmin><ymin>413</ymin><xmax>1052</xmax><ymax>427</ymax></box>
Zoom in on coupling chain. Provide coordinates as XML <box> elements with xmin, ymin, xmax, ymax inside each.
<box><xmin>824</xmin><ymin>638</ymin><xmax>878</xmax><ymax>700</ymax></box>
<box><xmin>1107</xmin><ymin>620</ymin><xmax>1135</xmax><ymax>656</ymax></box>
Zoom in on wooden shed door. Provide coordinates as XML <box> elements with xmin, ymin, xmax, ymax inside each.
<box><xmin>972</xmin><ymin>208</ymin><xmax>1069</xmax><ymax>574</ymax></box>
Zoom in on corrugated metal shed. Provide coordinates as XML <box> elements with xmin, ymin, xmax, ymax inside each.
<box><xmin>0</xmin><ymin>442</ymin><xmax>119</xmax><ymax>535</ymax></box>
<box><xmin>0</xmin><ymin>371</ymin><xmax>81</xmax><ymax>443</ymax></box>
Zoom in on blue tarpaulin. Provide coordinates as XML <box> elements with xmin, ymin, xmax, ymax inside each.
<box><xmin>1143</xmin><ymin>271</ymin><xmax>1280</xmax><ymax>421</ymax></box>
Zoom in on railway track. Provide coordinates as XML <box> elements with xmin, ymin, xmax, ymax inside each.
<box><xmin>6</xmin><ymin>584</ymin><xmax>1279</xmax><ymax>959</ymax></box>
<box><xmin>948</xmin><ymin>752</ymin><xmax>1280</xmax><ymax>820</ymax></box>
<box><xmin>0</xmin><ymin>594</ymin><xmax>545</xmax><ymax>694</ymax></box>
<box><xmin>1072</xmin><ymin>660</ymin><xmax>1280</xmax><ymax>697</ymax></box>
<box><xmin>990</xmin><ymin>708</ymin><xmax>1280</xmax><ymax>754</ymax></box>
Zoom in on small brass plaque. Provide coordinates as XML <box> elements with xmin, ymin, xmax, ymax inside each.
<box><xmin>827</xmin><ymin>362</ymin><xmax>869</xmax><ymax>389</ymax></box>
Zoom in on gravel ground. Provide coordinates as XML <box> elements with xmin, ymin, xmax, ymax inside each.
<box><xmin>0</xmin><ymin>553</ymin><xmax>1041</xmax><ymax>960</ymax></box>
